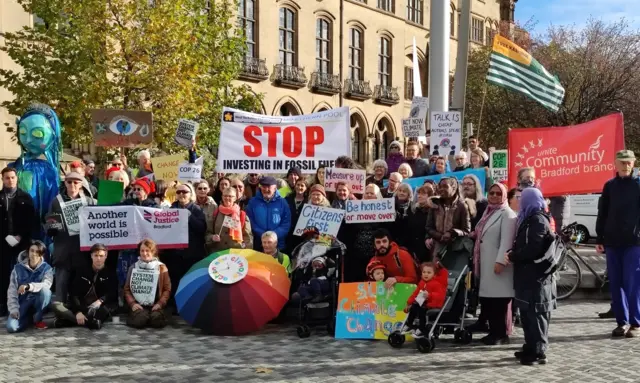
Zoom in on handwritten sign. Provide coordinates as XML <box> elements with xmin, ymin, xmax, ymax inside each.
<box><xmin>345</xmin><ymin>198</ymin><xmax>395</xmax><ymax>224</ymax></box>
<box><xmin>335</xmin><ymin>282</ymin><xmax>416</xmax><ymax>340</ymax></box>
<box><xmin>324</xmin><ymin>168</ymin><xmax>366</xmax><ymax>194</ymax></box>
<box><xmin>178</xmin><ymin>157</ymin><xmax>204</xmax><ymax>182</ymax></box>
<box><xmin>174</xmin><ymin>119</ymin><xmax>199</xmax><ymax>148</ymax></box>
<box><xmin>402</xmin><ymin>96</ymin><xmax>428</xmax><ymax>137</ymax></box>
<box><xmin>129</xmin><ymin>268</ymin><xmax>159</xmax><ymax>306</ymax></box>
<box><xmin>151</xmin><ymin>153</ymin><xmax>185</xmax><ymax>181</ymax></box>
<box><xmin>293</xmin><ymin>204</ymin><xmax>345</xmax><ymax>236</ymax></box>
<box><xmin>90</xmin><ymin>109</ymin><xmax>153</xmax><ymax>148</ymax></box>
<box><xmin>430</xmin><ymin>111</ymin><xmax>462</xmax><ymax>155</ymax></box>
<box><xmin>489</xmin><ymin>149</ymin><xmax>508</xmax><ymax>183</ymax></box>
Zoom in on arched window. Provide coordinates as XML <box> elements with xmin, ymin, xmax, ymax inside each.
<box><xmin>378</xmin><ymin>120</ymin><xmax>389</xmax><ymax>159</ymax></box>
<box><xmin>279</xmin><ymin>102</ymin><xmax>299</xmax><ymax>116</ymax></box>
<box><xmin>352</xmin><ymin>129</ymin><xmax>360</xmax><ymax>163</ymax></box>
<box><xmin>279</xmin><ymin>8</ymin><xmax>296</xmax><ymax>65</ymax></box>
<box><xmin>316</xmin><ymin>19</ymin><xmax>332</xmax><ymax>74</ymax></box>
<box><xmin>373</xmin><ymin>135</ymin><xmax>381</xmax><ymax>160</ymax></box>
<box><xmin>378</xmin><ymin>37</ymin><xmax>391</xmax><ymax>86</ymax></box>
<box><xmin>348</xmin><ymin>28</ymin><xmax>363</xmax><ymax>80</ymax></box>
<box><xmin>238</xmin><ymin>0</ymin><xmax>257</xmax><ymax>58</ymax></box>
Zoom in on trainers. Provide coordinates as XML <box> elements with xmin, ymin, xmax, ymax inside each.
<box><xmin>612</xmin><ymin>325</ymin><xmax>629</xmax><ymax>337</ymax></box>
<box><xmin>481</xmin><ymin>335</ymin><xmax>510</xmax><ymax>345</ymax></box>
<box><xmin>520</xmin><ymin>353</ymin><xmax>547</xmax><ymax>365</ymax></box>
<box><xmin>598</xmin><ymin>308</ymin><xmax>615</xmax><ymax>319</ymax></box>
<box><xmin>625</xmin><ymin>326</ymin><xmax>640</xmax><ymax>338</ymax></box>
<box><xmin>400</xmin><ymin>325</ymin><xmax>413</xmax><ymax>334</ymax></box>
<box><xmin>34</xmin><ymin>321</ymin><xmax>48</xmax><ymax>330</ymax></box>
<box><xmin>412</xmin><ymin>329</ymin><xmax>424</xmax><ymax>338</ymax></box>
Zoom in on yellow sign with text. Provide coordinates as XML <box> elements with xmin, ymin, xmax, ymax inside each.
<box><xmin>152</xmin><ymin>153</ymin><xmax>186</xmax><ymax>181</ymax></box>
<box><xmin>492</xmin><ymin>35</ymin><xmax>532</xmax><ymax>66</ymax></box>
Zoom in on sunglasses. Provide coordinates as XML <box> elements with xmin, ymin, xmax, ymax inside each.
<box><xmin>133</xmin><ymin>187</ymin><xmax>144</xmax><ymax>192</ymax></box>
<box><xmin>197</xmin><ymin>187</ymin><xmax>208</xmax><ymax>191</ymax></box>
<box><xmin>488</xmin><ymin>191</ymin><xmax>503</xmax><ymax>196</ymax></box>
<box><xmin>232</xmin><ymin>185</ymin><xmax>243</xmax><ymax>189</ymax></box>
<box><xmin>176</xmin><ymin>190</ymin><xmax>190</xmax><ymax>194</ymax></box>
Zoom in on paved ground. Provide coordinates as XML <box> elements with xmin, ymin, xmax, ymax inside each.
<box><xmin>1</xmin><ymin>300</ymin><xmax>638</xmax><ymax>383</ymax></box>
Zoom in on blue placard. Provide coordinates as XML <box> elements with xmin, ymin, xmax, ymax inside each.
<box><xmin>383</xmin><ymin>168</ymin><xmax>486</xmax><ymax>191</ymax></box>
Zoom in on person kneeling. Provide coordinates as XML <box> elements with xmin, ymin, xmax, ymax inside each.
<box><xmin>6</xmin><ymin>240</ymin><xmax>53</xmax><ymax>333</ymax></box>
<box><xmin>124</xmin><ymin>239</ymin><xmax>171</xmax><ymax>329</ymax></box>
<box><xmin>401</xmin><ymin>262</ymin><xmax>447</xmax><ymax>338</ymax></box>
<box><xmin>52</xmin><ymin>243</ymin><xmax>117</xmax><ymax>330</ymax></box>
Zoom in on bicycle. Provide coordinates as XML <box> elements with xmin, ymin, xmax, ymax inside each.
<box><xmin>555</xmin><ymin>222</ymin><xmax>607</xmax><ymax>300</ymax></box>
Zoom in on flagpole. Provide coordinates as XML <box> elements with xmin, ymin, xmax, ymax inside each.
<box><xmin>477</xmin><ymin>82</ymin><xmax>489</xmax><ymax>140</ymax></box>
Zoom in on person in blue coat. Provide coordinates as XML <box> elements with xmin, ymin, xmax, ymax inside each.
<box><xmin>246</xmin><ymin>176</ymin><xmax>291</xmax><ymax>252</ymax></box>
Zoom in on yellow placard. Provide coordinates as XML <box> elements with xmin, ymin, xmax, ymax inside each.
<box><xmin>492</xmin><ymin>35</ymin><xmax>532</xmax><ymax>66</ymax></box>
<box><xmin>152</xmin><ymin>153</ymin><xmax>186</xmax><ymax>181</ymax></box>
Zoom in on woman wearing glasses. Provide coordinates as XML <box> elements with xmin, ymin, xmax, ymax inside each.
<box><xmin>193</xmin><ymin>180</ymin><xmax>218</xmax><ymax>235</ymax></box>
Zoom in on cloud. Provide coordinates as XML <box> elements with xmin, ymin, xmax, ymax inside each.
<box><xmin>516</xmin><ymin>0</ymin><xmax>640</xmax><ymax>35</ymax></box>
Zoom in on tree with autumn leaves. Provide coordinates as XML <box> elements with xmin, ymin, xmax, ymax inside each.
<box><xmin>465</xmin><ymin>19</ymin><xmax>640</xmax><ymax>153</ymax></box>
<box><xmin>0</xmin><ymin>0</ymin><xmax>262</xmax><ymax>154</ymax></box>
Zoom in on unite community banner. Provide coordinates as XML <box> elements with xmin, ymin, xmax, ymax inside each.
<box><xmin>79</xmin><ymin>206</ymin><xmax>189</xmax><ymax>251</ymax></box>
<box><xmin>508</xmin><ymin>113</ymin><xmax>625</xmax><ymax>196</ymax></box>
<box><xmin>217</xmin><ymin>107</ymin><xmax>351</xmax><ymax>174</ymax></box>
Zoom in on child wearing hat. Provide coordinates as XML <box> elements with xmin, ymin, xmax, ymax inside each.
<box><xmin>366</xmin><ymin>259</ymin><xmax>387</xmax><ymax>282</ymax></box>
<box><xmin>292</xmin><ymin>255</ymin><xmax>334</xmax><ymax>304</ymax></box>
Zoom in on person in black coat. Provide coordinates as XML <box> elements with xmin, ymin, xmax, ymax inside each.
<box><xmin>1</xmin><ymin>167</ymin><xmax>37</xmax><ymax>316</ymax></box>
<box><xmin>285</xmin><ymin>178</ymin><xmax>308</xmax><ymax>254</ymax></box>
<box><xmin>508</xmin><ymin>187</ymin><xmax>555</xmax><ymax>366</ymax></box>
<box><xmin>390</xmin><ymin>183</ymin><xmax>413</xmax><ymax>249</ymax></box>
<box><xmin>161</xmin><ymin>183</ymin><xmax>206</xmax><ymax>312</ymax></box>
<box><xmin>408</xmin><ymin>184</ymin><xmax>436</xmax><ymax>262</ymax></box>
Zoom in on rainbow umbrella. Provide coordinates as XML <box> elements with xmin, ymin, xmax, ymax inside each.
<box><xmin>175</xmin><ymin>249</ymin><xmax>290</xmax><ymax>335</ymax></box>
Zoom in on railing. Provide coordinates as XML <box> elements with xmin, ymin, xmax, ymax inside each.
<box><xmin>343</xmin><ymin>79</ymin><xmax>373</xmax><ymax>100</ymax></box>
<box><xmin>270</xmin><ymin>64</ymin><xmax>307</xmax><ymax>88</ymax></box>
<box><xmin>239</xmin><ymin>57</ymin><xmax>269</xmax><ymax>81</ymax></box>
<box><xmin>309</xmin><ymin>72</ymin><xmax>341</xmax><ymax>94</ymax></box>
<box><xmin>373</xmin><ymin>84</ymin><xmax>400</xmax><ymax>105</ymax></box>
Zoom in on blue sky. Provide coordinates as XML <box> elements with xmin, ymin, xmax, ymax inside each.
<box><xmin>516</xmin><ymin>0</ymin><xmax>640</xmax><ymax>36</ymax></box>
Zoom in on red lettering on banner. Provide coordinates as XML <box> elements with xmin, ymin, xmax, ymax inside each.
<box><xmin>242</xmin><ymin>125</ymin><xmax>326</xmax><ymax>158</ymax></box>
<box><xmin>243</xmin><ymin>126</ymin><xmax>262</xmax><ymax>157</ymax></box>
<box><xmin>263</xmin><ymin>126</ymin><xmax>280</xmax><ymax>156</ymax></box>
<box><xmin>283</xmin><ymin>126</ymin><xmax>302</xmax><ymax>157</ymax></box>
<box><xmin>306</xmin><ymin>126</ymin><xmax>323</xmax><ymax>156</ymax></box>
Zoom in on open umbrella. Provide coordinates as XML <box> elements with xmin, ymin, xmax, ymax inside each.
<box><xmin>175</xmin><ymin>248</ymin><xmax>290</xmax><ymax>335</ymax></box>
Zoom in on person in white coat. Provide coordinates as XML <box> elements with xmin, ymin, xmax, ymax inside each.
<box><xmin>471</xmin><ymin>182</ymin><xmax>517</xmax><ymax>345</ymax></box>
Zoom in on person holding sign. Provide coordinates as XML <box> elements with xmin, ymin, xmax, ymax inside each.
<box><xmin>124</xmin><ymin>239</ymin><xmax>171</xmax><ymax>329</ymax></box>
<box><xmin>51</xmin><ymin>243</ymin><xmax>117</xmax><ymax>330</ymax></box>
<box><xmin>246</xmin><ymin>176</ymin><xmax>291</xmax><ymax>252</ymax></box>
<box><xmin>47</xmin><ymin>172</ymin><xmax>96</xmax><ymax>305</ymax></box>
<box><xmin>207</xmin><ymin>187</ymin><xmax>252</xmax><ymax>253</ymax></box>
<box><xmin>370</xmin><ymin>228</ymin><xmax>418</xmax><ymax>287</ymax></box>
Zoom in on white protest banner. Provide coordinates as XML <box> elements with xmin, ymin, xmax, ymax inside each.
<box><xmin>430</xmin><ymin>111</ymin><xmax>462</xmax><ymax>156</ymax></box>
<box><xmin>293</xmin><ymin>204</ymin><xmax>345</xmax><ymax>237</ymax></box>
<box><xmin>489</xmin><ymin>149</ymin><xmax>508</xmax><ymax>183</ymax></box>
<box><xmin>217</xmin><ymin>107</ymin><xmax>350</xmax><ymax>174</ymax></box>
<box><xmin>59</xmin><ymin>195</ymin><xmax>89</xmax><ymax>236</ymax></box>
<box><xmin>324</xmin><ymin>167</ymin><xmax>366</xmax><ymax>194</ymax></box>
<box><xmin>177</xmin><ymin>156</ymin><xmax>204</xmax><ymax>182</ymax></box>
<box><xmin>344</xmin><ymin>198</ymin><xmax>396</xmax><ymax>224</ymax></box>
<box><xmin>129</xmin><ymin>268</ymin><xmax>159</xmax><ymax>306</ymax></box>
<box><xmin>402</xmin><ymin>96</ymin><xmax>428</xmax><ymax>137</ymax></box>
<box><xmin>222</xmin><ymin>215</ymin><xmax>240</xmax><ymax>229</ymax></box>
<box><xmin>174</xmin><ymin>119</ymin><xmax>199</xmax><ymax>148</ymax></box>
<box><xmin>79</xmin><ymin>206</ymin><xmax>189</xmax><ymax>251</ymax></box>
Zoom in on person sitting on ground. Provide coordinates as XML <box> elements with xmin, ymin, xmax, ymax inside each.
<box><xmin>366</xmin><ymin>259</ymin><xmax>387</xmax><ymax>282</ymax></box>
<box><xmin>51</xmin><ymin>243</ymin><xmax>117</xmax><ymax>330</ymax></box>
<box><xmin>292</xmin><ymin>256</ymin><xmax>334</xmax><ymax>304</ymax></box>
<box><xmin>402</xmin><ymin>262</ymin><xmax>448</xmax><ymax>338</ymax></box>
<box><xmin>370</xmin><ymin>229</ymin><xmax>419</xmax><ymax>287</ymax></box>
<box><xmin>6</xmin><ymin>240</ymin><xmax>53</xmax><ymax>332</ymax></box>
<box><xmin>261</xmin><ymin>231</ymin><xmax>292</xmax><ymax>276</ymax></box>
<box><xmin>124</xmin><ymin>239</ymin><xmax>171</xmax><ymax>329</ymax></box>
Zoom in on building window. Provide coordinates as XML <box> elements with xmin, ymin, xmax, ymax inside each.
<box><xmin>238</xmin><ymin>0</ymin><xmax>256</xmax><ymax>58</ymax></box>
<box><xmin>348</xmin><ymin>28</ymin><xmax>363</xmax><ymax>80</ymax></box>
<box><xmin>471</xmin><ymin>17</ymin><xmax>484</xmax><ymax>43</ymax></box>
<box><xmin>486</xmin><ymin>26</ymin><xmax>495</xmax><ymax>46</ymax></box>
<box><xmin>378</xmin><ymin>121</ymin><xmax>389</xmax><ymax>159</ymax></box>
<box><xmin>373</xmin><ymin>135</ymin><xmax>380</xmax><ymax>160</ymax></box>
<box><xmin>279</xmin><ymin>8</ymin><xmax>296</xmax><ymax>65</ymax></box>
<box><xmin>406</xmin><ymin>0</ymin><xmax>423</xmax><ymax>24</ymax></box>
<box><xmin>377</xmin><ymin>0</ymin><xmax>393</xmax><ymax>13</ymax></box>
<box><xmin>352</xmin><ymin>130</ymin><xmax>360</xmax><ymax>162</ymax></box>
<box><xmin>316</xmin><ymin>19</ymin><xmax>331</xmax><ymax>74</ymax></box>
<box><xmin>404</xmin><ymin>67</ymin><xmax>413</xmax><ymax>100</ymax></box>
<box><xmin>378</xmin><ymin>37</ymin><xmax>391</xmax><ymax>86</ymax></box>
<box><xmin>450</xmin><ymin>11</ymin><xmax>455</xmax><ymax>36</ymax></box>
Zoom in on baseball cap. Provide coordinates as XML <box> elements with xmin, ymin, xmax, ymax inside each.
<box><xmin>616</xmin><ymin>150</ymin><xmax>635</xmax><ymax>161</ymax></box>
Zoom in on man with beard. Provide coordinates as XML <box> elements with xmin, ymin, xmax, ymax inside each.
<box><xmin>404</xmin><ymin>142</ymin><xmax>431</xmax><ymax>177</ymax></box>
<box><xmin>370</xmin><ymin>229</ymin><xmax>418</xmax><ymax>287</ymax></box>
<box><xmin>462</xmin><ymin>174</ymin><xmax>488</xmax><ymax>230</ymax></box>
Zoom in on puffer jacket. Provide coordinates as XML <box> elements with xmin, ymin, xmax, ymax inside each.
<box><xmin>246</xmin><ymin>190</ymin><xmax>291</xmax><ymax>250</ymax></box>
<box><xmin>7</xmin><ymin>251</ymin><xmax>53</xmax><ymax>315</ymax></box>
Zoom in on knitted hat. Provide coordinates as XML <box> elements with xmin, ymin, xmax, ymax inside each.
<box><xmin>389</xmin><ymin>140</ymin><xmax>402</xmax><ymax>150</ymax></box>
<box><xmin>309</xmin><ymin>184</ymin><xmax>326</xmax><ymax>197</ymax></box>
<box><xmin>311</xmin><ymin>256</ymin><xmax>326</xmax><ymax>267</ymax></box>
<box><xmin>286</xmin><ymin>167</ymin><xmax>302</xmax><ymax>178</ymax></box>
<box><xmin>366</xmin><ymin>259</ymin><xmax>386</xmax><ymax>277</ymax></box>
<box><xmin>105</xmin><ymin>166</ymin><xmax>121</xmax><ymax>179</ymax></box>
<box><xmin>132</xmin><ymin>177</ymin><xmax>155</xmax><ymax>195</ymax></box>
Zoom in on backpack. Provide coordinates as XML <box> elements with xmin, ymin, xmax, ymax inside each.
<box><xmin>391</xmin><ymin>245</ymin><xmax>421</xmax><ymax>277</ymax></box>
<box><xmin>533</xmin><ymin>230</ymin><xmax>566</xmax><ymax>278</ymax></box>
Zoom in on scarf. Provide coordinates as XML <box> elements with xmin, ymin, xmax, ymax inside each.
<box><xmin>518</xmin><ymin>187</ymin><xmax>546</xmax><ymax>227</ymax></box>
<box><xmin>472</xmin><ymin>183</ymin><xmax>507</xmax><ymax>276</ymax></box>
<box><xmin>134</xmin><ymin>258</ymin><xmax>161</xmax><ymax>270</ymax></box>
<box><xmin>219</xmin><ymin>203</ymin><xmax>243</xmax><ymax>242</ymax></box>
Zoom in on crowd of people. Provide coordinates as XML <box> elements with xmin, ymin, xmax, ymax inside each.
<box><xmin>1</xmin><ymin>138</ymin><xmax>637</xmax><ymax>367</ymax></box>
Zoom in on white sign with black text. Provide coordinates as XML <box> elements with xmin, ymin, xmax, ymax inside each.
<box><xmin>401</xmin><ymin>97</ymin><xmax>429</xmax><ymax>137</ymax></box>
<box><xmin>430</xmin><ymin>111</ymin><xmax>462</xmax><ymax>156</ymax></box>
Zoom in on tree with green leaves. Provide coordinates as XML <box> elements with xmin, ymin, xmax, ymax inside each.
<box><xmin>0</xmin><ymin>0</ymin><xmax>262</xmax><ymax>157</ymax></box>
<box><xmin>465</xmin><ymin>19</ymin><xmax>640</xmax><ymax>153</ymax></box>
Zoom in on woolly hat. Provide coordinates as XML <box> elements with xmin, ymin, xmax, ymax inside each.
<box><xmin>309</xmin><ymin>184</ymin><xmax>326</xmax><ymax>197</ymax></box>
<box><xmin>389</xmin><ymin>140</ymin><xmax>402</xmax><ymax>150</ymax></box>
<box><xmin>311</xmin><ymin>256</ymin><xmax>326</xmax><ymax>267</ymax></box>
<box><xmin>132</xmin><ymin>177</ymin><xmax>156</xmax><ymax>195</ymax></box>
<box><xmin>286</xmin><ymin>167</ymin><xmax>302</xmax><ymax>178</ymax></box>
<box><xmin>105</xmin><ymin>166</ymin><xmax>121</xmax><ymax>179</ymax></box>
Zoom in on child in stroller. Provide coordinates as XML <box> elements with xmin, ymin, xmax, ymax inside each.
<box><xmin>401</xmin><ymin>262</ymin><xmax>448</xmax><ymax>338</ymax></box>
<box><xmin>292</xmin><ymin>256</ymin><xmax>335</xmax><ymax>304</ymax></box>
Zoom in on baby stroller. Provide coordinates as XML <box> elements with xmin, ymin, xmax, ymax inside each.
<box><xmin>290</xmin><ymin>229</ymin><xmax>346</xmax><ymax>338</ymax></box>
<box><xmin>388</xmin><ymin>237</ymin><xmax>474</xmax><ymax>353</ymax></box>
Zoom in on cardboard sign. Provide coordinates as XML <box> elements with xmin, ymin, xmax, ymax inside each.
<box><xmin>402</xmin><ymin>96</ymin><xmax>428</xmax><ymax>137</ymax></box>
<box><xmin>90</xmin><ymin>109</ymin><xmax>153</xmax><ymax>148</ymax></box>
<box><xmin>324</xmin><ymin>168</ymin><xmax>366</xmax><ymax>194</ymax></box>
<box><xmin>217</xmin><ymin>107</ymin><xmax>350</xmax><ymax>173</ymax></box>
<box><xmin>489</xmin><ymin>149</ymin><xmax>508</xmax><ymax>183</ymax></box>
<box><xmin>177</xmin><ymin>157</ymin><xmax>204</xmax><ymax>182</ymax></box>
<box><xmin>152</xmin><ymin>153</ymin><xmax>186</xmax><ymax>181</ymax></box>
<box><xmin>508</xmin><ymin>113</ymin><xmax>624</xmax><ymax>196</ymax></box>
<box><xmin>430</xmin><ymin>111</ymin><xmax>462</xmax><ymax>155</ymax></box>
<box><xmin>335</xmin><ymin>282</ymin><xmax>416</xmax><ymax>340</ymax></box>
<box><xmin>79</xmin><ymin>206</ymin><xmax>189</xmax><ymax>251</ymax></box>
<box><xmin>293</xmin><ymin>204</ymin><xmax>345</xmax><ymax>236</ymax></box>
<box><xmin>59</xmin><ymin>196</ymin><xmax>89</xmax><ymax>236</ymax></box>
<box><xmin>345</xmin><ymin>198</ymin><xmax>395</xmax><ymax>224</ymax></box>
<box><xmin>97</xmin><ymin>179</ymin><xmax>125</xmax><ymax>206</ymax></box>
<box><xmin>174</xmin><ymin>119</ymin><xmax>199</xmax><ymax>148</ymax></box>
<box><xmin>130</xmin><ymin>268</ymin><xmax>159</xmax><ymax>306</ymax></box>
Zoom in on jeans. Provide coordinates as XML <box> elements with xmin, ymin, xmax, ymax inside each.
<box><xmin>605</xmin><ymin>246</ymin><xmax>640</xmax><ymax>326</ymax></box>
<box><xmin>6</xmin><ymin>288</ymin><xmax>52</xmax><ymax>333</ymax></box>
